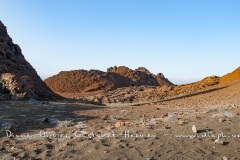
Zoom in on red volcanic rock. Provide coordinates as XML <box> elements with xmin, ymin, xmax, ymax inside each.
<box><xmin>0</xmin><ymin>20</ymin><xmax>58</xmax><ymax>100</ymax></box>
<box><xmin>45</xmin><ymin>66</ymin><xmax>173</xmax><ymax>94</ymax></box>
<box><xmin>220</xmin><ymin>67</ymin><xmax>240</xmax><ymax>85</ymax></box>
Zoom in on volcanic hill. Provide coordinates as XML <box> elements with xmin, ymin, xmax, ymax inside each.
<box><xmin>220</xmin><ymin>67</ymin><xmax>240</xmax><ymax>85</ymax></box>
<box><xmin>0</xmin><ymin>20</ymin><xmax>57</xmax><ymax>100</ymax></box>
<box><xmin>44</xmin><ymin>66</ymin><xmax>173</xmax><ymax>96</ymax></box>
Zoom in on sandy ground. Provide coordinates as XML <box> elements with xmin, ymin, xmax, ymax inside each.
<box><xmin>1</xmin><ymin>81</ymin><xmax>240</xmax><ymax>160</ymax></box>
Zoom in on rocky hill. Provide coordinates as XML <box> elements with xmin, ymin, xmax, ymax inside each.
<box><xmin>220</xmin><ymin>67</ymin><xmax>240</xmax><ymax>84</ymax></box>
<box><xmin>0</xmin><ymin>20</ymin><xmax>58</xmax><ymax>100</ymax></box>
<box><xmin>44</xmin><ymin>66</ymin><xmax>173</xmax><ymax>95</ymax></box>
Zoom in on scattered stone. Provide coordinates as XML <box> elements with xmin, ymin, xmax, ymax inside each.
<box><xmin>222</xmin><ymin>157</ymin><xmax>228</xmax><ymax>160</ymax></box>
<box><xmin>43</xmin><ymin>117</ymin><xmax>50</xmax><ymax>123</ymax></box>
<box><xmin>150</xmin><ymin>118</ymin><xmax>161</xmax><ymax>122</ymax></box>
<box><xmin>192</xmin><ymin>125</ymin><xmax>197</xmax><ymax>133</ymax></box>
<box><xmin>111</xmin><ymin>116</ymin><xmax>122</xmax><ymax>120</ymax></box>
<box><xmin>101</xmin><ymin>115</ymin><xmax>109</xmax><ymax>120</ymax></box>
<box><xmin>164</xmin><ymin>125</ymin><xmax>171</xmax><ymax>129</ymax></box>
<box><xmin>214</xmin><ymin>137</ymin><xmax>224</xmax><ymax>145</ymax></box>
<box><xmin>201</xmin><ymin>109</ymin><xmax>210</xmax><ymax>114</ymax></box>
<box><xmin>14</xmin><ymin>156</ymin><xmax>22</xmax><ymax>160</ymax></box>
<box><xmin>115</xmin><ymin>122</ymin><xmax>125</xmax><ymax>128</ymax></box>
<box><xmin>219</xmin><ymin>119</ymin><xmax>226</xmax><ymax>122</ymax></box>
<box><xmin>104</xmin><ymin>150</ymin><xmax>110</xmax><ymax>154</ymax></box>
<box><xmin>80</xmin><ymin>131</ymin><xmax>89</xmax><ymax>137</ymax></box>
<box><xmin>178</xmin><ymin>120</ymin><xmax>186</xmax><ymax>125</ymax></box>
<box><xmin>162</xmin><ymin>113</ymin><xmax>168</xmax><ymax>118</ymax></box>
<box><xmin>0</xmin><ymin>146</ymin><xmax>5</xmax><ymax>151</ymax></box>
<box><xmin>106</xmin><ymin>126</ymin><xmax>115</xmax><ymax>130</ymax></box>
<box><xmin>178</xmin><ymin>112</ymin><xmax>184</xmax><ymax>115</ymax></box>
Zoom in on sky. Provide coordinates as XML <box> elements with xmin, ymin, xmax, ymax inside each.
<box><xmin>0</xmin><ymin>0</ymin><xmax>240</xmax><ymax>84</ymax></box>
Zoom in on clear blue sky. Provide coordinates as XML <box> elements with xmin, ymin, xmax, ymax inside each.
<box><xmin>1</xmin><ymin>0</ymin><xmax>240</xmax><ymax>84</ymax></box>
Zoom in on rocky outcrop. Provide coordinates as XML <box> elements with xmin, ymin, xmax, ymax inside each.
<box><xmin>107</xmin><ymin>66</ymin><xmax>173</xmax><ymax>86</ymax></box>
<box><xmin>0</xmin><ymin>20</ymin><xmax>58</xmax><ymax>100</ymax></box>
<box><xmin>44</xmin><ymin>66</ymin><xmax>173</xmax><ymax>94</ymax></box>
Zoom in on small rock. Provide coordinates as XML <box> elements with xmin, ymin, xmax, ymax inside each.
<box><xmin>214</xmin><ymin>137</ymin><xmax>224</xmax><ymax>145</ymax></box>
<box><xmin>145</xmin><ymin>158</ymin><xmax>154</xmax><ymax>160</ymax></box>
<box><xmin>111</xmin><ymin>116</ymin><xmax>122</xmax><ymax>120</ymax></box>
<box><xmin>222</xmin><ymin>157</ymin><xmax>228</xmax><ymax>160</ymax></box>
<box><xmin>178</xmin><ymin>112</ymin><xmax>184</xmax><ymax>115</ymax></box>
<box><xmin>80</xmin><ymin>131</ymin><xmax>89</xmax><ymax>137</ymax></box>
<box><xmin>104</xmin><ymin>150</ymin><xmax>110</xmax><ymax>154</ymax></box>
<box><xmin>178</xmin><ymin>120</ymin><xmax>186</xmax><ymax>125</ymax></box>
<box><xmin>0</xmin><ymin>146</ymin><xmax>5</xmax><ymax>151</ymax></box>
<box><xmin>192</xmin><ymin>125</ymin><xmax>197</xmax><ymax>133</ymax></box>
<box><xmin>101</xmin><ymin>115</ymin><xmax>108</xmax><ymax>120</ymax></box>
<box><xmin>43</xmin><ymin>117</ymin><xmax>50</xmax><ymax>123</ymax></box>
<box><xmin>115</xmin><ymin>122</ymin><xmax>125</xmax><ymax>128</ymax></box>
<box><xmin>14</xmin><ymin>156</ymin><xmax>22</xmax><ymax>160</ymax></box>
<box><xmin>164</xmin><ymin>125</ymin><xmax>171</xmax><ymax>129</ymax></box>
<box><xmin>219</xmin><ymin>119</ymin><xmax>226</xmax><ymax>122</ymax></box>
<box><xmin>106</xmin><ymin>126</ymin><xmax>115</xmax><ymax>130</ymax></box>
<box><xmin>201</xmin><ymin>109</ymin><xmax>209</xmax><ymax>114</ymax></box>
<box><xmin>162</xmin><ymin>113</ymin><xmax>168</xmax><ymax>118</ymax></box>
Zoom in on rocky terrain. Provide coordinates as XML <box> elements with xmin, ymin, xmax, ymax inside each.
<box><xmin>83</xmin><ymin>75</ymin><xmax>221</xmax><ymax>104</ymax></box>
<box><xmin>0</xmin><ymin>21</ymin><xmax>57</xmax><ymax>100</ymax></box>
<box><xmin>46</xmin><ymin>65</ymin><xmax>239</xmax><ymax>107</ymax></box>
<box><xmin>1</xmin><ymin>20</ymin><xmax>240</xmax><ymax>160</ymax></box>
<box><xmin>44</xmin><ymin>66</ymin><xmax>173</xmax><ymax>96</ymax></box>
<box><xmin>81</xmin><ymin>68</ymin><xmax>239</xmax><ymax>105</ymax></box>
<box><xmin>0</xmin><ymin>80</ymin><xmax>240</xmax><ymax>160</ymax></box>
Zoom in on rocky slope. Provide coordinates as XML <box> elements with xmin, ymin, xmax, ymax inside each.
<box><xmin>44</xmin><ymin>66</ymin><xmax>173</xmax><ymax>94</ymax></box>
<box><xmin>83</xmin><ymin>66</ymin><xmax>240</xmax><ymax>104</ymax></box>
<box><xmin>0</xmin><ymin>20</ymin><xmax>57</xmax><ymax>100</ymax></box>
<box><xmin>83</xmin><ymin>76</ymin><xmax>221</xmax><ymax>104</ymax></box>
<box><xmin>220</xmin><ymin>67</ymin><xmax>240</xmax><ymax>84</ymax></box>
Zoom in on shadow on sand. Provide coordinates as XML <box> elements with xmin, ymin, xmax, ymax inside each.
<box><xmin>0</xmin><ymin>100</ymin><xmax>105</xmax><ymax>138</ymax></box>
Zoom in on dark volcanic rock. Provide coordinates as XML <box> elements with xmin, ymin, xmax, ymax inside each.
<box><xmin>0</xmin><ymin>20</ymin><xmax>58</xmax><ymax>100</ymax></box>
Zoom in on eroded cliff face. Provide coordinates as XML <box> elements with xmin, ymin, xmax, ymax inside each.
<box><xmin>0</xmin><ymin>20</ymin><xmax>57</xmax><ymax>100</ymax></box>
